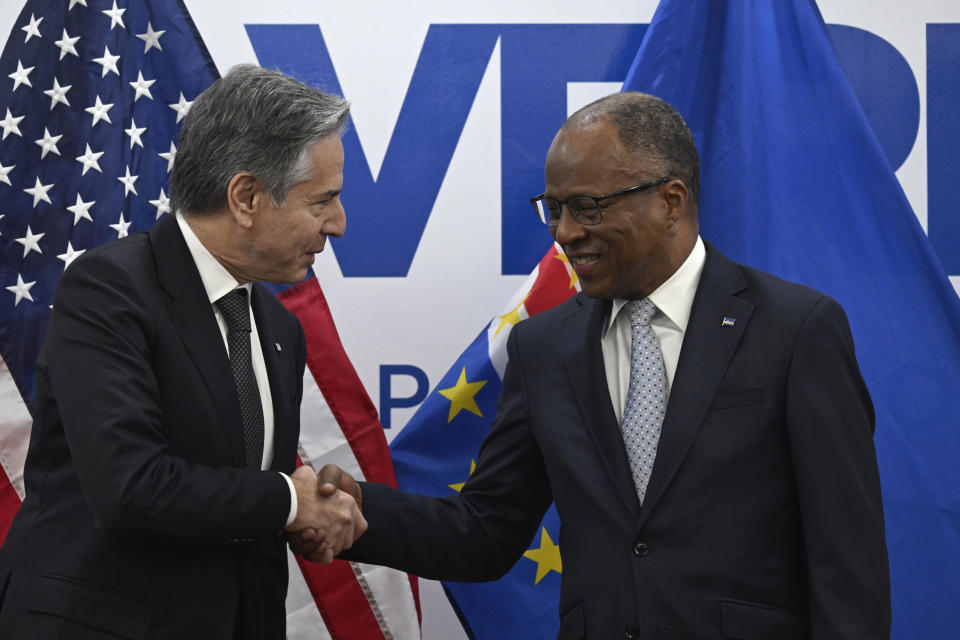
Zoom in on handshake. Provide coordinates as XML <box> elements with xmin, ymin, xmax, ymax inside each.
<box><xmin>285</xmin><ymin>464</ymin><xmax>366</xmax><ymax>564</ymax></box>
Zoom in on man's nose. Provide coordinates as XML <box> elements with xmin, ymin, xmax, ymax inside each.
<box><xmin>325</xmin><ymin>201</ymin><xmax>346</xmax><ymax>238</ymax></box>
<box><xmin>551</xmin><ymin>204</ymin><xmax>586</xmax><ymax>245</ymax></box>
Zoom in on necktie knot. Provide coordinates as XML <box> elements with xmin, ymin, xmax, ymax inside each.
<box><xmin>627</xmin><ymin>298</ymin><xmax>658</xmax><ymax>328</ymax></box>
<box><xmin>216</xmin><ymin>289</ymin><xmax>251</xmax><ymax>333</ymax></box>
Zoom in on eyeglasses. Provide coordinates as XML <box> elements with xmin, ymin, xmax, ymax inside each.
<box><xmin>530</xmin><ymin>177</ymin><xmax>671</xmax><ymax>227</ymax></box>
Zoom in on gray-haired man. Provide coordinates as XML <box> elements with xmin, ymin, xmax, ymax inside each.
<box><xmin>0</xmin><ymin>65</ymin><xmax>364</xmax><ymax>640</ymax></box>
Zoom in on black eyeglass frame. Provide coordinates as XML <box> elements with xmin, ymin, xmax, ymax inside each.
<box><xmin>530</xmin><ymin>176</ymin><xmax>672</xmax><ymax>227</ymax></box>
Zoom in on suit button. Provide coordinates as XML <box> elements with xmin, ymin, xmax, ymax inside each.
<box><xmin>625</xmin><ymin>621</ymin><xmax>642</xmax><ymax>638</ymax></box>
<box><xmin>633</xmin><ymin>541</ymin><xmax>650</xmax><ymax>557</ymax></box>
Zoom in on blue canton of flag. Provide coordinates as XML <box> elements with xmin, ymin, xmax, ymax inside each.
<box><xmin>0</xmin><ymin>0</ymin><xmax>217</xmax><ymax>407</ymax></box>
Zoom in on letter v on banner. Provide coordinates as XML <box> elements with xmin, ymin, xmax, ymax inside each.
<box><xmin>246</xmin><ymin>24</ymin><xmax>500</xmax><ymax>277</ymax></box>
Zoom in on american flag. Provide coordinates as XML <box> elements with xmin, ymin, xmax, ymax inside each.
<box><xmin>0</xmin><ymin>1</ymin><xmax>419</xmax><ymax>637</ymax></box>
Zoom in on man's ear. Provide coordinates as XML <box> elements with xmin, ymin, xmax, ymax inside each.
<box><xmin>663</xmin><ymin>178</ymin><xmax>689</xmax><ymax>221</ymax></box>
<box><xmin>225</xmin><ymin>172</ymin><xmax>262</xmax><ymax>229</ymax></box>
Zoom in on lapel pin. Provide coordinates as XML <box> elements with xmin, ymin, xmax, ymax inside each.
<box><xmin>721</xmin><ymin>317</ymin><xmax>736</xmax><ymax>327</ymax></box>
<box><xmin>275</xmin><ymin>342</ymin><xmax>282</xmax><ymax>352</ymax></box>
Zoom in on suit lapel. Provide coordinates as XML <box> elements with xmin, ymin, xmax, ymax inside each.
<box><xmin>149</xmin><ymin>216</ymin><xmax>246</xmax><ymax>467</ymax></box>
<box><xmin>638</xmin><ymin>247</ymin><xmax>753</xmax><ymax>525</ymax></box>
<box><xmin>250</xmin><ymin>285</ymin><xmax>293</xmax><ymax>472</ymax></box>
<box><xmin>562</xmin><ymin>295</ymin><xmax>641</xmax><ymax>516</ymax></box>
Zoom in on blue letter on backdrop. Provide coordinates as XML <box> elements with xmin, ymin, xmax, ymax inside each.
<box><xmin>927</xmin><ymin>24</ymin><xmax>960</xmax><ymax>274</ymax></box>
<box><xmin>379</xmin><ymin>365</ymin><xmax>429</xmax><ymax>429</ymax></box>
<box><xmin>827</xmin><ymin>25</ymin><xmax>919</xmax><ymax>172</ymax></box>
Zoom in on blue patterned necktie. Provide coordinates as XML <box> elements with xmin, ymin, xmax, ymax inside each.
<box><xmin>215</xmin><ymin>289</ymin><xmax>264</xmax><ymax>471</ymax></box>
<box><xmin>620</xmin><ymin>298</ymin><xmax>668</xmax><ymax>504</ymax></box>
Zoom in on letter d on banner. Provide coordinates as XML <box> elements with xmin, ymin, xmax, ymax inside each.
<box><xmin>380</xmin><ymin>365</ymin><xmax>429</xmax><ymax>429</ymax></box>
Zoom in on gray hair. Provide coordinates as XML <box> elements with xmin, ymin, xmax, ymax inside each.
<box><xmin>567</xmin><ymin>92</ymin><xmax>700</xmax><ymax>208</ymax></box>
<box><xmin>170</xmin><ymin>64</ymin><xmax>350</xmax><ymax>216</ymax></box>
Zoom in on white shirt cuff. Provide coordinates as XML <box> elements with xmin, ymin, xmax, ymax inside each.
<box><xmin>282</xmin><ymin>472</ymin><xmax>298</xmax><ymax>527</ymax></box>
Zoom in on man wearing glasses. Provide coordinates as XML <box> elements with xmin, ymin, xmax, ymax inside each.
<box><xmin>302</xmin><ymin>92</ymin><xmax>890</xmax><ymax>639</ymax></box>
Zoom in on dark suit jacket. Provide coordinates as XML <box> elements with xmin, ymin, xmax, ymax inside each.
<box><xmin>346</xmin><ymin>244</ymin><xmax>890</xmax><ymax>639</ymax></box>
<box><xmin>0</xmin><ymin>215</ymin><xmax>306</xmax><ymax>639</ymax></box>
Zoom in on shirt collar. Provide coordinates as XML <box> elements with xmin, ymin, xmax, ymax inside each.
<box><xmin>176</xmin><ymin>212</ymin><xmax>250</xmax><ymax>305</ymax></box>
<box><xmin>604</xmin><ymin>236</ymin><xmax>706</xmax><ymax>336</ymax></box>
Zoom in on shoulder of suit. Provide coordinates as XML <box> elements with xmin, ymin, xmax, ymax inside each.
<box><xmin>514</xmin><ymin>292</ymin><xmax>599</xmax><ymax>334</ymax></box>
<box><xmin>61</xmin><ymin>232</ymin><xmax>153</xmax><ymax>286</ymax></box>
<box><xmin>731</xmin><ymin>259</ymin><xmax>840</xmax><ymax>317</ymax></box>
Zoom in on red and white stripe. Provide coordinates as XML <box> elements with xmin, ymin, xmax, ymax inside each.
<box><xmin>279</xmin><ymin>278</ymin><xmax>421</xmax><ymax>640</ymax></box>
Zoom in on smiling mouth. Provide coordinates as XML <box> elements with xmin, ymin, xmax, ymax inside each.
<box><xmin>569</xmin><ymin>254</ymin><xmax>600</xmax><ymax>267</ymax></box>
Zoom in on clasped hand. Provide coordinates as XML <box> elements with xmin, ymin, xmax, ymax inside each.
<box><xmin>285</xmin><ymin>464</ymin><xmax>366</xmax><ymax>564</ymax></box>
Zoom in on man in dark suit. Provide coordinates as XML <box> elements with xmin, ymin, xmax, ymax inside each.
<box><xmin>303</xmin><ymin>92</ymin><xmax>890</xmax><ymax>639</ymax></box>
<box><xmin>0</xmin><ymin>65</ymin><xmax>365</xmax><ymax>639</ymax></box>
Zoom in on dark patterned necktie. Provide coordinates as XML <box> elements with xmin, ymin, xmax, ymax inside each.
<box><xmin>215</xmin><ymin>289</ymin><xmax>264</xmax><ymax>471</ymax></box>
<box><xmin>620</xmin><ymin>298</ymin><xmax>667</xmax><ymax>504</ymax></box>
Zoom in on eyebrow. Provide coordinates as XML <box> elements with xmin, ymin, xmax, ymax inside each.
<box><xmin>312</xmin><ymin>189</ymin><xmax>341</xmax><ymax>201</ymax></box>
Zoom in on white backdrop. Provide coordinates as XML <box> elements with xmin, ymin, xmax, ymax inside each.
<box><xmin>2</xmin><ymin>2</ymin><xmax>958</xmax><ymax>638</ymax></box>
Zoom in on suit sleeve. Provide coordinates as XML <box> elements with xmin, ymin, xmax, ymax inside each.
<box><xmin>45</xmin><ymin>252</ymin><xmax>291</xmax><ymax>542</ymax></box>
<box><xmin>342</xmin><ymin>327</ymin><xmax>552</xmax><ymax>581</ymax></box>
<box><xmin>785</xmin><ymin>296</ymin><xmax>891</xmax><ymax>638</ymax></box>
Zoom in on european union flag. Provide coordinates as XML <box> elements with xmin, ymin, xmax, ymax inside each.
<box><xmin>623</xmin><ymin>1</ymin><xmax>960</xmax><ymax>637</ymax></box>
<box><xmin>390</xmin><ymin>247</ymin><xmax>576</xmax><ymax>639</ymax></box>
<box><xmin>0</xmin><ymin>0</ymin><xmax>217</xmax><ymax>407</ymax></box>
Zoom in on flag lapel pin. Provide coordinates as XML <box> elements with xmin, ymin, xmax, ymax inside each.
<box><xmin>721</xmin><ymin>317</ymin><xmax>736</xmax><ymax>327</ymax></box>
<box><xmin>275</xmin><ymin>342</ymin><xmax>282</xmax><ymax>352</ymax></box>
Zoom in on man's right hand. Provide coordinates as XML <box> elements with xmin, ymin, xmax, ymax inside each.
<box><xmin>286</xmin><ymin>465</ymin><xmax>367</xmax><ymax>563</ymax></box>
<box><xmin>286</xmin><ymin>464</ymin><xmax>363</xmax><ymax>563</ymax></box>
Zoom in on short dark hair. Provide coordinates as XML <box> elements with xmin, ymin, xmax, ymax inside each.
<box><xmin>170</xmin><ymin>64</ymin><xmax>350</xmax><ymax>216</ymax></box>
<box><xmin>567</xmin><ymin>92</ymin><xmax>700</xmax><ymax>208</ymax></box>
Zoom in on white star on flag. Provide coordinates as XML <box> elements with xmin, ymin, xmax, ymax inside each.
<box><xmin>75</xmin><ymin>144</ymin><xmax>104</xmax><ymax>175</ymax></box>
<box><xmin>159</xmin><ymin>141</ymin><xmax>177</xmax><ymax>172</ymax></box>
<box><xmin>43</xmin><ymin>78</ymin><xmax>71</xmax><ymax>110</ymax></box>
<box><xmin>169</xmin><ymin>92</ymin><xmax>193</xmax><ymax>123</ymax></box>
<box><xmin>85</xmin><ymin>96</ymin><xmax>113</xmax><ymax>126</ymax></box>
<box><xmin>150</xmin><ymin>188</ymin><xmax>171</xmax><ymax>219</ymax></box>
<box><xmin>15</xmin><ymin>226</ymin><xmax>45</xmax><ymax>257</ymax></box>
<box><xmin>110</xmin><ymin>213</ymin><xmax>132</xmax><ymax>238</ymax></box>
<box><xmin>21</xmin><ymin>14</ymin><xmax>43</xmax><ymax>43</ymax></box>
<box><xmin>0</xmin><ymin>162</ymin><xmax>13</xmax><ymax>186</ymax></box>
<box><xmin>137</xmin><ymin>22</ymin><xmax>166</xmax><ymax>53</ymax></box>
<box><xmin>118</xmin><ymin>166</ymin><xmax>138</xmax><ymax>196</ymax></box>
<box><xmin>55</xmin><ymin>29</ymin><xmax>80</xmax><ymax>60</ymax></box>
<box><xmin>68</xmin><ymin>0</ymin><xmax>87</xmax><ymax>9</ymax></box>
<box><xmin>102</xmin><ymin>1</ymin><xmax>126</xmax><ymax>30</ymax></box>
<box><xmin>66</xmin><ymin>194</ymin><xmax>95</xmax><ymax>225</ymax></box>
<box><xmin>129</xmin><ymin>71</ymin><xmax>155</xmax><ymax>102</ymax></box>
<box><xmin>125</xmin><ymin>119</ymin><xmax>146</xmax><ymax>148</ymax></box>
<box><xmin>6</xmin><ymin>275</ymin><xmax>36</xmax><ymax>306</ymax></box>
<box><xmin>57</xmin><ymin>242</ymin><xmax>85</xmax><ymax>270</ymax></box>
<box><xmin>0</xmin><ymin>109</ymin><xmax>23</xmax><ymax>139</ymax></box>
<box><xmin>23</xmin><ymin>177</ymin><xmax>54</xmax><ymax>207</ymax></box>
<box><xmin>34</xmin><ymin>128</ymin><xmax>63</xmax><ymax>159</ymax></box>
<box><xmin>8</xmin><ymin>61</ymin><xmax>34</xmax><ymax>91</ymax></box>
<box><xmin>92</xmin><ymin>46</ymin><xmax>121</xmax><ymax>78</ymax></box>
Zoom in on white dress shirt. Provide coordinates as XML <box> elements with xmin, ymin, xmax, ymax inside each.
<box><xmin>177</xmin><ymin>214</ymin><xmax>298</xmax><ymax>526</ymax></box>
<box><xmin>602</xmin><ymin>236</ymin><xmax>707</xmax><ymax>424</ymax></box>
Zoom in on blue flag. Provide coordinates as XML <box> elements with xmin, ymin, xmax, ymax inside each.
<box><xmin>622</xmin><ymin>1</ymin><xmax>960</xmax><ymax>637</ymax></box>
<box><xmin>0</xmin><ymin>0</ymin><xmax>217</xmax><ymax>407</ymax></box>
